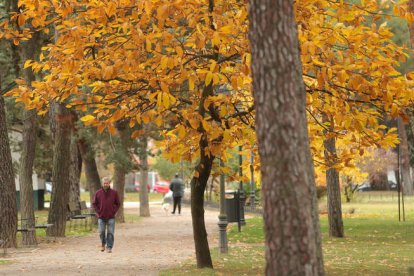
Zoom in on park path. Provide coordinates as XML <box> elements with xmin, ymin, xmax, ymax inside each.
<box><xmin>1</xmin><ymin>204</ymin><xmax>218</xmax><ymax>276</ymax></box>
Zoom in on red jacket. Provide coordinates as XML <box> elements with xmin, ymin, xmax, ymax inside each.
<box><xmin>92</xmin><ymin>188</ymin><xmax>120</xmax><ymax>219</ymax></box>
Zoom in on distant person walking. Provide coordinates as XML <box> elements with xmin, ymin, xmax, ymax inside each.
<box><xmin>92</xmin><ymin>177</ymin><xmax>120</xmax><ymax>253</ymax></box>
<box><xmin>169</xmin><ymin>173</ymin><xmax>184</xmax><ymax>215</ymax></box>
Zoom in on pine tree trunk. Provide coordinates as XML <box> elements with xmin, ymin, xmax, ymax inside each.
<box><xmin>69</xmin><ymin>137</ymin><xmax>82</xmax><ymax>204</ymax></box>
<box><xmin>0</xmin><ymin>95</ymin><xmax>17</xmax><ymax>248</ymax></box>
<box><xmin>323</xmin><ymin>114</ymin><xmax>344</xmax><ymax>237</ymax></box>
<box><xmin>47</xmin><ymin>103</ymin><xmax>73</xmax><ymax>237</ymax></box>
<box><xmin>249</xmin><ymin>0</ymin><xmax>324</xmax><ymax>274</ymax></box>
<box><xmin>19</xmin><ymin>109</ymin><xmax>38</xmax><ymax>246</ymax></box>
<box><xmin>138</xmin><ymin>135</ymin><xmax>150</xmax><ymax>217</ymax></box>
<box><xmin>191</xmin><ymin>135</ymin><xmax>214</xmax><ymax>268</ymax></box>
<box><xmin>398</xmin><ymin>119</ymin><xmax>413</xmax><ymax>195</ymax></box>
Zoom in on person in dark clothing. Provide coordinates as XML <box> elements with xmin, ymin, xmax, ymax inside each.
<box><xmin>92</xmin><ymin>177</ymin><xmax>120</xmax><ymax>253</ymax></box>
<box><xmin>169</xmin><ymin>173</ymin><xmax>184</xmax><ymax>215</ymax></box>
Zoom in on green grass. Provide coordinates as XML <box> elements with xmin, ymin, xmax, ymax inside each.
<box><xmin>161</xmin><ymin>193</ymin><xmax>414</xmax><ymax>275</ymax></box>
<box><xmin>0</xmin><ymin>260</ymin><xmax>11</xmax><ymax>265</ymax></box>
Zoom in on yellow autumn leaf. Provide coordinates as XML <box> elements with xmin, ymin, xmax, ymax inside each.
<box><xmin>80</xmin><ymin>115</ymin><xmax>95</xmax><ymax>122</ymax></box>
<box><xmin>205</xmin><ymin>72</ymin><xmax>213</xmax><ymax>86</ymax></box>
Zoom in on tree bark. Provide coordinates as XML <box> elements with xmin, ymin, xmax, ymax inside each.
<box><xmin>191</xmin><ymin>135</ymin><xmax>214</xmax><ymax>268</ymax></box>
<box><xmin>113</xmin><ymin>166</ymin><xmax>126</xmax><ymax>223</ymax></box>
<box><xmin>19</xmin><ymin>109</ymin><xmax>38</xmax><ymax>246</ymax></box>
<box><xmin>249</xmin><ymin>0</ymin><xmax>324</xmax><ymax>274</ymax></box>
<box><xmin>78</xmin><ymin>138</ymin><xmax>101</xmax><ymax>204</ymax></box>
<box><xmin>322</xmin><ymin>114</ymin><xmax>344</xmax><ymax>238</ymax></box>
<box><xmin>113</xmin><ymin>122</ymin><xmax>130</xmax><ymax>223</ymax></box>
<box><xmin>398</xmin><ymin>118</ymin><xmax>413</xmax><ymax>195</ymax></box>
<box><xmin>47</xmin><ymin>103</ymin><xmax>73</xmax><ymax>237</ymax></box>
<box><xmin>18</xmin><ymin>30</ymin><xmax>43</xmax><ymax>246</ymax></box>
<box><xmin>0</xmin><ymin>95</ymin><xmax>17</xmax><ymax>248</ymax></box>
<box><xmin>69</xmin><ymin>137</ymin><xmax>82</xmax><ymax>204</ymax></box>
<box><xmin>138</xmin><ymin>135</ymin><xmax>150</xmax><ymax>217</ymax></box>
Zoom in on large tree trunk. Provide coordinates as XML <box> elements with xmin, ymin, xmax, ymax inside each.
<box><xmin>19</xmin><ymin>30</ymin><xmax>43</xmax><ymax>246</ymax></box>
<box><xmin>323</xmin><ymin>114</ymin><xmax>344</xmax><ymax>238</ymax></box>
<box><xmin>19</xmin><ymin>109</ymin><xmax>38</xmax><ymax>246</ymax></box>
<box><xmin>0</xmin><ymin>95</ymin><xmax>17</xmax><ymax>248</ymax></box>
<box><xmin>69</xmin><ymin>137</ymin><xmax>82</xmax><ymax>204</ymax></box>
<box><xmin>191</xmin><ymin>135</ymin><xmax>214</xmax><ymax>268</ymax></box>
<box><xmin>138</xmin><ymin>135</ymin><xmax>150</xmax><ymax>217</ymax></box>
<box><xmin>47</xmin><ymin>103</ymin><xmax>73</xmax><ymax>237</ymax></box>
<box><xmin>78</xmin><ymin>138</ymin><xmax>101</xmax><ymax>204</ymax></box>
<box><xmin>398</xmin><ymin>119</ymin><xmax>413</xmax><ymax>195</ymax></box>
<box><xmin>249</xmin><ymin>0</ymin><xmax>324</xmax><ymax>274</ymax></box>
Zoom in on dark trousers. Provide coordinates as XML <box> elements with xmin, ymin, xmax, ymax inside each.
<box><xmin>172</xmin><ymin>196</ymin><xmax>182</xmax><ymax>214</ymax></box>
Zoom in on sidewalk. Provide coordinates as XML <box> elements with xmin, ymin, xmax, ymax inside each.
<box><xmin>1</xmin><ymin>205</ymin><xmax>219</xmax><ymax>276</ymax></box>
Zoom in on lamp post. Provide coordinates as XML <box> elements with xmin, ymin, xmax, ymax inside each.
<box><xmin>238</xmin><ymin>145</ymin><xmax>246</xmax><ymax>225</ymax></box>
<box><xmin>218</xmin><ymin>158</ymin><xmax>228</xmax><ymax>253</ymax></box>
<box><xmin>250</xmin><ymin>150</ymin><xmax>255</xmax><ymax>211</ymax></box>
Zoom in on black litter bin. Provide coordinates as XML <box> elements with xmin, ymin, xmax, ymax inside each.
<box><xmin>225</xmin><ymin>191</ymin><xmax>245</xmax><ymax>224</ymax></box>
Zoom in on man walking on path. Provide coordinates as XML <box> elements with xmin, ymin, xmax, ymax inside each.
<box><xmin>92</xmin><ymin>177</ymin><xmax>120</xmax><ymax>253</ymax></box>
<box><xmin>169</xmin><ymin>173</ymin><xmax>184</xmax><ymax>215</ymax></box>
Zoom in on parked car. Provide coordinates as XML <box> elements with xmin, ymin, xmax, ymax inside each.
<box><xmin>153</xmin><ymin>180</ymin><xmax>170</xmax><ymax>193</ymax></box>
<box><xmin>389</xmin><ymin>180</ymin><xmax>397</xmax><ymax>191</ymax></box>
<box><xmin>356</xmin><ymin>183</ymin><xmax>371</xmax><ymax>192</ymax></box>
<box><xmin>125</xmin><ymin>182</ymin><xmax>150</xmax><ymax>192</ymax></box>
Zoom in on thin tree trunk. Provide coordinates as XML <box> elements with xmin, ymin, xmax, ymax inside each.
<box><xmin>113</xmin><ymin>122</ymin><xmax>129</xmax><ymax>223</ymax></box>
<box><xmin>398</xmin><ymin>118</ymin><xmax>413</xmax><ymax>195</ymax></box>
<box><xmin>323</xmin><ymin>114</ymin><xmax>344</xmax><ymax>237</ymax></box>
<box><xmin>0</xmin><ymin>95</ymin><xmax>17</xmax><ymax>248</ymax></box>
<box><xmin>78</xmin><ymin>138</ymin><xmax>101</xmax><ymax>204</ymax></box>
<box><xmin>69</xmin><ymin>137</ymin><xmax>82</xmax><ymax>204</ymax></box>
<box><xmin>249</xmin><ymin>0</ymin><xmax>324</xmax><ymax>274</ymax></box>
<box><xmin>138</xmin><ymin>135</ymin><xmax>150</xmax><ymax>217</ymax></box>
<box><xmin>47</xmin><ymin>103</ymin><xmax>73</xmax><ymax>237</ymax></box>
<box><xmin>78</xmin><ymin>138</ymin><xmax>100</xmax><ymax>226</ymax></box>
<box><xmin>113</xmin><ymin>166</ymin><xmax>126</xmax><ymax>223</ymax></box>
<box><xmin>191</xmin><ymin>135</ymin><xmax>214</xmax><ymax>268</ymax></box>
<box><xmin>19</xmin><ymin>109</ymin><xmax>38</xmax><ymax>246</ymax></box>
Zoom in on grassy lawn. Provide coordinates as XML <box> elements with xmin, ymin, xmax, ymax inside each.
<box><xmin>161</xmin><ymin>192</ymin><xmax>414</xmax><ymax>275</ymax></box>
<box><xmin>44</xmin><ymin>192</ymin><xmax>165</xmax><ymax>203</ymax></box>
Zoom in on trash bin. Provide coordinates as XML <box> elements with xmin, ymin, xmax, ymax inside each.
<box><xmin>225</xmin><ymin>190</ymin><xmax>245</xmax><ymax>224</ymax></box>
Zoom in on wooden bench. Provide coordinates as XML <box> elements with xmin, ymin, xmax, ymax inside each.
<box><xmin>17</xmin><ymin>217</ymin><xmax>54</xmax><ymax>243</ymax></box>
<box><xmin>67</xmin><ymin>202</ymin><xmax>87</xmax><ymax>230</ymax></box>
<box><xmin>80</xmin><ymin>201</ymin><xmax>96</xmax><ymax>229</ymax></box>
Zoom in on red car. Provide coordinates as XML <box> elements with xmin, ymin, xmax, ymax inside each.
<box><xmin>152</xmin><ymin>181</ymin><xmax>170</xmax><ymax>193</ymax></box>
<box><xmin>134</xmin><ymin>182</ymin><xmax>151</xmax><ymax>192</ymax></box>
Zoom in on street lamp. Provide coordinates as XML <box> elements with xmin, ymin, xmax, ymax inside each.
<box><xmin>238</xmin><ymin>145</ymin><xmax>246</xmax><ymax>225</ymax></box>
<box><xmin>218</xmin><ymin>158</ymin><xmax>228</xmax><ymax>253</ymax></box>
<box><xmin>250</xmin><ymin>150</ymin><xmax>255</xmax><ymax>211</ymax></box>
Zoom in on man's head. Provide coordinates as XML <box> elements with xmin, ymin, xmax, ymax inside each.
<box><xmin>175</xmin><ymin>173</ymin><xmax>179</xmax><ymax>178</ymax></box>
<box><xmin>102</xmin><ymin>177</ymin><xmax>111</xmax><ymax>190</ymax></box>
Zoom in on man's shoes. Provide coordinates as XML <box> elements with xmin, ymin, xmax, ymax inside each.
<box><xmin>106</xmin><ymin>247</ymin><xmax>112</xmax><ymax>253</ymax></box>
<box><xmin>101</xmin><ymin>245</ymin><xmax>105</xmax><ymax>252</ymax></box>
<box><xmin>171</xmin><ymin>212</ymin><xmax>175</xmax><ymax>214</ymax></box>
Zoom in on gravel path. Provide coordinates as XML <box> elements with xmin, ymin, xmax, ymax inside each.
<box><xmin>1</xmin><ymin>204</ymin><xmax>218</xmax><ymax>276</ymax></box>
